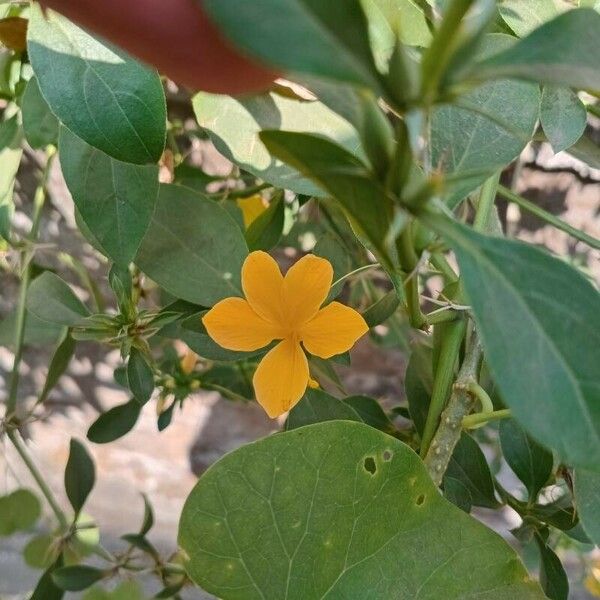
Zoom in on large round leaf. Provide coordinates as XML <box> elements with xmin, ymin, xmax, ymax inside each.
<box><xmin>179</xmin><ymin>421</ymin><xmax>544</xmax><ymax>599</ymax></box>
<box><xmin>28</xmin><ymin>6</ymin><xmax>166</xmax><ymax>164</ymax></box>
<box><xmin>430</xmin><ymin>35</ymin><xmax>539</xmax><ymax>205</ymax></box>
<box><xmin>193</xmin><ymin>91</ymin><xmax>364</xmax><ymax>196</ymax></box>
<box><xmin>135</xmin><ymin>184</ymin><xmax>248</xmax><ymax>306</ymax></box>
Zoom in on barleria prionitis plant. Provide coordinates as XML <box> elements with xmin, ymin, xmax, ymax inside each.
<box><xmin>1</xmin><ymin>0</ymin><xmax>600</xmax><ymax>598</ymax></box>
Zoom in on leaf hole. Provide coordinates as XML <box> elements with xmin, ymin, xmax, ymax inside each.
<box><xmin>382</xmin><ymin>450</ymin><xmax>392</xmax><ymax>462</ymax></box>
<box><xmin>416</xmin><ymin>494</ymin><xmax>425</xmax><ymax>506</ymax></box>
<box><xmin>363</xmin><ymin>456</ymin><xmax>377</xmax><ymax>475</ymax></box>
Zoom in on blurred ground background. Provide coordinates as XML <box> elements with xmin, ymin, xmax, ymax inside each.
<box><xmin>1</xmin><ymin>113</ymin><xmax>599</xmax><ymax>598</ymax></box>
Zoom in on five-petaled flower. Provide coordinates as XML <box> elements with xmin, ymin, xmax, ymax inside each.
<box><xmin>202</xmin><ymin>251</ymin><xmax>369</xmax><ymax>418</ymax></box>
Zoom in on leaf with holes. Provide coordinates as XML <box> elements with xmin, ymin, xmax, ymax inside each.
<box><xmin>28</xmin><ymin>5</ymin><xmax>165</xmax><ymax>164</ymax></box>
<box><xmin>179</xmin><ymin>421</ymin><xmax>545</xmax><ymax>600</ymax></box>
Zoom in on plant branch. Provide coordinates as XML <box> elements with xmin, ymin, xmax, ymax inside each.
<box><xmin>7</xmin><ymin>430</ymin><xmax>69</xmax><ymax>530</ymax></box>
<box><xmin>424</xmin><ymin>333</ymin><xmax>483</xmax><ymax>485</ymax></box>
<box><xmin>463</xmin><ymin>408</ymin><xmax>511</xmax><ymax>429</ymax></box>
<box><xmin>497</xmin><ymin>185</ymin><xmax>600</xmax><ymax>251</ymax></box>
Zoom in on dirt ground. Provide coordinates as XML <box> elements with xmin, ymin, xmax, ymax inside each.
<box><xmin>1</xmin><ymin>125</ymin><xmax>599</xmax><ymax>598</ymax></box>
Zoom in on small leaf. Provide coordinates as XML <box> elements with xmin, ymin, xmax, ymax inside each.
<box><xmin>87</xmin><ymin>399</ymin><xmax>141</xmax><ymax>444</ymax></box>
<box><xmin>28</xmin><ymin>6</ymin><xmax>166</xmax><ymax>163</ymax></box>
<box><xmin>24</xmin><ymin>534</ymin><xmax>60</xmax><ymax>569</ymax></box>
<box><xmin>574</xmin><ymin>468</ymin><xmax>600</xmax><ymax>546</ymax></box>
<box><xmin>436</xmin><ymin>219</ymin><xmax>600</xmax><ymax>471</ymax></box>
<box><xmin>135</xmin><ymin>184</ymin><xmax>248</xmax><ymax>306</ymax></box>
<box><xmin>179</xmin><ymin>421</ymin><xmax>545</xmax><ymax>599</ymax></box>
<box><xmin>139</xmin><ymin>493</ymin><xmax>154</xmax><ymax>536</ymax></box>
<box><xmin>361</xmin><ymin>289</ymin><xmax>400</xmax><ymax>327</ymax></box>
<box><xmin>52</xmin><ymin>565</ymin><xmax>105</xmax><ymax>591</ymax></box>
<box><xmin>535</xmin><ymin>538</ymin><xmax>569</xmax><ymax>600</ymax></box>
<box><xmin>21</xmin><ymin>76</ymin><xmax>59</xmax><ymax>149</ymax></box>
<box><xmin>0</xmin><ymin>488</ymin><xmax>41</xmax><ymax>536</ymax></box>
<box><xmin>499</xmin><ymin>419</ymin><xmax>553</xmax><ymax>500</ymax></box>
<box><xmin>27</xmin><ymin>272</ymin><xmax>90</xmax><ymax>326</ymax></box>
<box><xmin>59</xmin><ymin>127</ymin><xmax>159</xmax><ymax>267</ymax></box>
<box><xmin>286</xmin><ymin>388</ymin><xmax>363</xmax><ymax>430</ymax></box>
<box><xmin>443</xmin><ymin>476</ymin><xmax>473</xmax><ymax>513</ymax></box>
<box><xmin>444</xmin><ymin>433</ymin><xmax>500</xmax><ymax>509</ymax></box>
<box><xmin>30</xmin><ymin>555</ymin><xmax>65</xmax><ymax>600</ymax></box>
<box><xmin>127</xmin><ymin>347</ymin><xmax>154</xmax><ymax>405</ymax></box>
<box><xmin>540</xmin><ymin>86</ymin><xmax>587</xmax><ymax>153</ymax></box>
<box><xmin>245</xmin><ymin>194</ymin><xmax>285</xmax><ymax>251</ymax></box>
<box><xmin>38</xmin><ymin>333</ymin><xmax>76</xmax><ymax>405</ymax></box>
<box><xmin>64</xmin><ymin>439</ymin><xmax>95</xmax><ymax>515</ymax></box>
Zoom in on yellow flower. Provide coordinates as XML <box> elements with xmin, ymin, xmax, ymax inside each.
<box><xmin>236</xmin><ymin>194</ymin><xmax>269</xmax><ymax>228</ymax></box>
<box><xmin>202</xmin><ymin>251</ymin><xmax>368</xmax><ymax>418</ymax></box>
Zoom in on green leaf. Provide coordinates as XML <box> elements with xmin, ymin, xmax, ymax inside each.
<box><xmin>202</xmin><ymin>0</ymin><xmax>378</xmax><ymax>87</ymax></box>
<box><xmin>52</xmin><ymin>565</ymin><xmax>105</xmax><ymax>591</ymax></box>
<box><xmin>431</xmin><ymin>35</ymin><xmax>539</xmax><ymax>204</ymax></box>
<box><xmin>127</xmin><ymin>347</ymin><xmax>154</xmax><ymax>405</ymax></box>
<box><xmin>473</xmin><ymin>9</ymin><xmax>600</xmax><ymax>91</ymax></box>
<box><xmin>179</xmin><ymin>421</ymin><xmax>545</xmax><ymax>599</ymax></box>
<box><xmin>82</xmin><ymin>580</ymin><xmax>145</xmax><ymax>600</ymax></box>
<box><xmin>535</xmin><ymin>538</ymin><xmax>569</xmax><ymax>600</ymax></box>
<box><xmin>139</xmin><ymin>493</ymin><xmax>154</xmax><ymax>536</ymax></box>
<box><xmin>286</xmin><ymin>388</ymin><xmax>363</xmax><ymax>430</ymax></box>
<box><xmin>21</xmin><ymin>76</ymin><xmax>59</xmax><ymax>149</ymax></box>
<box><xmin>539</xmin><ymin>85</ymin><xmax>587</xmax><ymax>153</ymax></box>
<box><xmin>443</xmin><ymin>476</ymin><xmax>472</xmax><ymax>513</ymax></box>
<box><xmin>38</xmin><ymin>333</ymin><xmax>76</xmax><ymax>404</ymax></box>
<box><xmin>31</xmin><ymin>555</ymin><xmax>65</xmax><ymax>600</ymax></box>
<box><xmin>342</xmin><ymin>395</ymin><xmax>396</xmax><ymax>434</ymax></box>
<box><xmin>87</xmin><ymin>399</ymin><xmax>141</xmax><ymax>444</ymax></box>
<box><xmin>260</xmin><ymin>131</ymin><xmax>394</xmax><ymax>266</ymax></box>
<box><xmin>135</xmin><ymin>184</ymin><xmax>248</xmax><ymax>306</ymax></box>
<box><xmin>0</xmin><ymin>488</ymin><xmax>41</xmax><ymax>536</ymax></box>
<box><xmin>405</xmin><ymin>340</ymin><xmax>433</xmax><ymax>436</ymax></box>
<box><xmin>566</xmin><ymin>133</ymin><xmax>600</xmax><ymax>169</ymax></box>
<box><xmin>574</xmin><ymin>468</ymin><xmax>600</xmax><ymax>546</ymax></box>
<box><xmin>64</xmin><ymin>438</ymin><xmax>95</xmax><ymax>515</ymax></box>
<box><xmin>361</xmin><ymin>289</ymin><xmax>400</xmax><ymax>327</ymax></box>
<box><xmin>193</xmin><ymin>91</ymin><xmax>364</xmax><ymax>196</ymax></box>
<box><xmin>24</xmin><ymin>534</ymin><xmax>60</xmax><ymax>569</ymax></box>
<box><xmin>245</xmin><ymin>193</ymin><xmax>285</xmax><ymax>251</ymax></box>
<box><xmin>499</xmin><ymin>419</ymin><xmax>553</xmax><ymax>500</ymax></box>
<box><xmin>444</xmin><ymin>433</ymin><xmax>500</xmax><ymax>509</ymax></box>
<box><xmin>497</xmin><ymin>0</ymin><xmax>566</xmax><ymax>37</ymax></box>
<box><xmin>436</xmin><ymin>220</ymin><xmax>600</xmax><ymax>471</ymax></box>
<box><xmin>28</xmin><ymin>6</ymin><xmax>166</xmax><ymax>164</ymax></box>
<box><xmin>0</xmin><ymin>306</ymin><xmax>65</xmax><ymax>349</ymax></box>
<box><xmin>59</xmin><ymin>127</ymin><xmax>159</xmax><ymax>267</ymax></box>
<box><xmin>27</xmin><ymin>272</ymin><xmax>90</xmax><ymax>326</ymax></box>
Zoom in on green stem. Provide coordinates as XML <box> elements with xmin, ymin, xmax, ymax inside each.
<box><xmin>425</xmin><ymin>308</ymin><xmax>459</xmax><ymax>325</ymax></box>
<box><xmin>7</xmin><ymin>430</ymin><xmax>69</xmax><ymax>530</ymax></box>
<box><xmin>463</xmin><ymin>408</ymin><xmax>511</xmax><ymax>429</ymax></box>
<box><xmin>424</xmin><ymin>333</ymin><xmax>483</xmax><ymax>485</ymax></box>
<box><xmin>6</xmin><ymin>149</ymin><xmax>55</xmax><ymax>418</ymax></box>
<box><xmin>473</xmin><ymin>172</ymin><xmax>500</xmax><ymax>232</ymax></box>
<box><xmin>586</xmin><ymin>103</ymin><xmax>600</xmax><ymax>119</ymax></box>
<box><xmin>420</xmin><ymin>317</ymin><xmax>467</xmax><ymax>457</ymax></box>
<box><xmin>498</xmin><ymin>185</ymin><xmax>600</xmax><ymax>251</ymax></box>
<box><xmin>332</xmin><ymin>263</ymin><xmax>380</xmax><ymax>289</ymax></box>
<box><xmin>396</xmin><ymin>225</ymin><xmax>427</xmax><ymax>329</ymax></box>
<box><xmin>429</xmin><ymin>252</ymin><xmax>458</xmax><ymax>283</ymax></box>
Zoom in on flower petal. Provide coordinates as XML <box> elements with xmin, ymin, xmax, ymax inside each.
<box><xmin>300</xmin><ymin>301</ymin><xmax>369</xmax><ymax>359</ymax></box>
<box><xmin>202</xmin><ymin>297</ymin><xmax>283</xmax><ymax>351</ymax></box>
<box><xmin>253</xmin><ymin>338</ymin><xmax>309</xmax><ymax>418</ymax></box>
<box><xmin>282</xmin><ymin>254</ymin><xmax>333</xmax><ymax>328</ymax></box>
<box><xmin>242</xmin><ymin>251</ymin><xmax>285</xmax><ymax>324</ymax></box>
